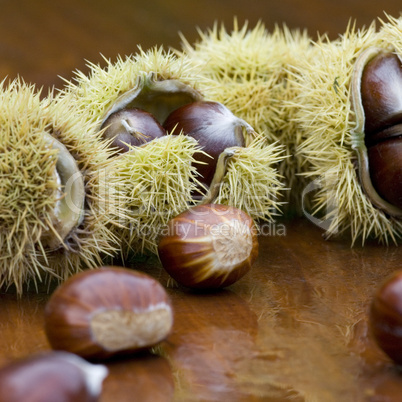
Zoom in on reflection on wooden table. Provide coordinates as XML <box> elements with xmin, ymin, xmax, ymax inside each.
<box><xmin>0</xmin><ymin>219</ymin><xmax>400</xmax><ymax>401</ymax></box>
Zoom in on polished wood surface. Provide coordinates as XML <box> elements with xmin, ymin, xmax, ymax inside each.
<box><xmin>0</xmin><ymin>220</ymin><xmax>401</xmax><ymax>401</ymax></box>
<box><xmin>1</xmin><ymin>1</ymin><xmax>402</xmax><ymax>401</ymax></box>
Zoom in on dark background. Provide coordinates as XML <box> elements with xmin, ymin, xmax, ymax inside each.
<box><xmin>1</xmin><ymin>0</ymin><xmax>400</xmax><ymax>90</ymax></box>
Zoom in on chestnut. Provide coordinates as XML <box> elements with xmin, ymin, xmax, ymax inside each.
<box><xmin>0</xmin><ymin>351</ymin><xmax>108</xmax><ymax>402</ymax></box>
<box><xmin>367</xmin><ymin>139</ymin><xmax>402</xmax><ymax>211</ymax></box>
<box><xmin>369</xmin><ymin>270</ymin><xmax>402</xmax><ymax>365</ymax></box>
<box><xmin>44</xmin><ymin>267</ymin><xmax>174</xmax><ymax>360</ymax></box>
<box><xmin>157</xmin><ymin>203</ymin><xmax>258</xmax><ymax>289</ymax></box>
<box><xmin>359</xmin><ymin>50</ymin><xmax>402</xmax><ymax>212</ymax></box>
<box><xmin>100</xmin><ymin>107</ymin><xmax>166</xmax><ymax>153</ymax></box>
<box><xmin>163</xmin><ymin>101</ymin><xmax>253</xmax><ymax>189</ymax></box>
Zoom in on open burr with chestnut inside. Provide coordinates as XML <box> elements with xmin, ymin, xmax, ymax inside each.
<box><xmin>100</xmin><ymin>107</ymin><xmax>167</xmax><ymax>153</ymax></box>
<box><xmin>163</xmin><ymin>100</ymin><xmax>250</xmax><ymax>192</ymax></box>
<box><xmin>158</xmin><ymin>203</ymin><xmax>259</xmax><ymax>289</ymax></box>
<box><xmin>44</xmin><ymin>267</ymin><xmax>174</xmax><ymax>360</ymax></box>
<box><xmin>293</xmin><ymin>18</ymin><xmax>402</xmax><ymax>244</ymax></box>
<box><xmin>57</xmin><ymin>47</ymin><xmax>285</xmax><ymax>256</ymax></box>
<box><xmin>351</xmin><ymin>46</ymin><xmax>402</xmax><ymax>218</ymax></box>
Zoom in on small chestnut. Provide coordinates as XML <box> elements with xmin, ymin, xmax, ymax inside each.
<box><xmin>0</xmin><ymin>351</ymin><xmax>108</xmax><ymax>402</ymax></box>
<box><xmin>360</xmin><ymin>51</ymin><xmax>402</xmax><ymax>211</ymax></box>
<box><xmin>100</xmin><ymin>107</ymin><xmax>166</xmax><ymax>152</ymax></box>
<box><xmin>369</xmin><ymin>270</ymin><xmax>402</xmax><ymax>364</ymax></box>
<box><xmin>158</xmin><ymin>203</ymin><xmax>258</xmax><ymax>289</ymax></box>
<box><xmin>163</xmin><ymin>101</ymin><xmax>252</xmax><ymax>189</ymax></box>
<box><xmin>44</xmin><ymin>267</ymin><xmax>174</xmax><ymax>360</ymax></box>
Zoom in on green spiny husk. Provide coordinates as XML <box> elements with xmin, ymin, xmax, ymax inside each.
<box><xmin>57</xmin><ymin>46</ymin><xmax>287</xmax><ymax>255</ymax></box>
<box><xmin>293</xmin><ymin>20</ymin><xmax>402</xmax><ymax>244</ymax></box>
<box><xmin>113</xmin><ymin>135</ymin><xmax>204</xmax><ymax>255</ymax></box>
<box><xmin>0</xmin><ymin>79</ymin><xmax>124</xmax><ymax>294</ymax></box>
<box><xmin>177</xmin><ymin>20</ymin><xmax>317</xmax><ymax>215</ymax></box>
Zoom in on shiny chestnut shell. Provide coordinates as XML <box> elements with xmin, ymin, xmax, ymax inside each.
<box><xmin>369</xmin><ymin>270</ymin><xmax>402</xmax><ymax>364</ymax></box>
<box><xmin>367</xmin><ymin>139</ymin><xmax>402</xmax><ymax>210</ymax></box>
<box><xmin>44</xmin><ymin>267</ymin><xmax>173</xmax><ymax>360</ymax></box>
<box><xmin>101</xmin><ymin>108</ymin><xmax>166</xmax><ymax>153</ymax></box>
<box><xmin>163</xmin><ymin>101</ymin><xmax>246</xmax><ymax>188</ymax></box>
<box><xmin>0</xmin><ymin>351</ymin><xmax>107</xmax><ymax>402</ymax></box>
<box><xmin>361</xmin><ymin>52</ymin><xmax>402</xmax><ymax>141</ymax></box>
<box><xmin>360</xmin><ymin>51</ymin><xmax>402</xmax><ymax>211</ymax></box>
<box><xmin>158</xmin><ymin>204</ymin><xmax>258</xmax><ymax>289</ymax></box>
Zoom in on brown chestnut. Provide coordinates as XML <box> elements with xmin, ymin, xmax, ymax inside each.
<box><xmin>367</xmin><ymin>139</ymin><xmax>402</xmax><ymax>211</ymax></box>
<box><xmin>360</xmin><ymin>51</ymin><xmax>402</xmax><ymax>211</ymax></box>
<box><xmin>369</xmin><ymin>270</ymin><xmax>402</xmax><ymax>365</ymax></box>
<box><xmin>44</xmin><ymin>267</ymin><xmax>174</xmax><ymax>360</ymax></box>
<box><xmin>100</xmin><ymin>108</ymin><xmax>166</xmax><ymax>153</ymax></box>
<box><xmin>163</xmin><ymin>101</ymin><xmax>253</xmax><ymax>189</ymax></box>
<box><xmin>158</xmin><ymin>204</ymin><xmax>258</xmax><ymax>289</ymax></box>
<box><xmin>0</xmin><ymin>351</ymin><xmax>108</xmax><ymax>402</ymax></box>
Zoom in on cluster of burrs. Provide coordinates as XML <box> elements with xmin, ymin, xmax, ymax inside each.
<box><xmin>179</xmin><ymin>16</ymin><xmax>402</xmax><ymax>244</ymax></box>
<box><xmin>2</xmin><ymin>15</ymin><xmax>401</xmax><ymax>293</ymax></box>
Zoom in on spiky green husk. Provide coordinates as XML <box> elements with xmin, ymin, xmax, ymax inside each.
<box><xmin>0</xmin><ymin>79</ymin><xmax>123</xmax><ymax>294</ymax></box>
<box><xmin>58</xmin><ymin>47</ymin><xmax>206</xmax><ymax>125</ymax></box>
<box><xmin>378</xmin><ymin>14</ymin><xmax>402</xmax><ymax>52</ymax></box>
<box><xmin>0</xmin><ymin>80</ymin><xmax>60</xmax><ymax>292</ymax></box>
<box><xmin>293</xmin><ymin>22</ymin><xmax>402</xmax><ymax>244</ymax></box>
<box><xmin>58</xmin><ymin>47</ymin><xmax>287</xmax><ymax>254</ymax></box>
<box><xmin>42</xmin><ymin>96</ymin><xmax>124</xmax><ymax>282</ymax></box>
<box><xmin>213</xmin><ymin>136</ymin><xmax>286</xmax><ymax>222</ymax></box>
<box><xmin>115</xmin><ymin>135</ymin><xmax>204</xmax><ymax>255</ymax></box>
<box><xmin>178</xmin><ymin>20</ymin><xmax>316</xmax><ymax>214</ymax></box>
<box><xmin>58</xmin><ymin>48</ymin><xmax>206</xmax><ymax>256</ymax></box>
<box><xmin>116</xmin><ymin>134</ymin><xmax>285</xmax><ymax>255</ymax></box>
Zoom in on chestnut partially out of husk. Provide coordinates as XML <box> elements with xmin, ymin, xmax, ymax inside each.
<box><xmin>293</xmin><ymin>19</ymin><xmax>402</xmax><ymax>244</ymax></box>
<box><xmin>58</xmin><ymin>47</ymin><xmax>285</xmax><ymax>255</ymax></box>
<box><xmin>177</xmin><ymin>20</ymin><xmax>317</xmax><ymax>215</ymax></box>
<box><xmin>351</xmin><ymin>47</ymin><xmax>402</xmax><ymax>217</ymax></box>
<box><xmin>163</xmin><ymin>100</ymin><xmax>255</xmax><ymax>193</ymax></box>
<box><xmin>101</xmin><ymin>107</ymin><xmax>166</xmax><ymax>153</ymax></box>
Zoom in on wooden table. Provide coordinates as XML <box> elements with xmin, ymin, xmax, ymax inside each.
<box><xmin>1</xmin><ymin>1</ymin><xmax>402</xmax><ymax>401</ymax></box>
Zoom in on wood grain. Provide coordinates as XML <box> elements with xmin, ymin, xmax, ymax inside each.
<box><xmin>0</xmin><ymin>1</ymin><xmax>402</xmax><ymax>401</ymax></box>
<box><xmin>0</xmin><ymin>219</ymin><xmax>400</xmax><ymax>401</ymax></box>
